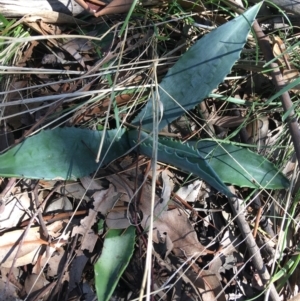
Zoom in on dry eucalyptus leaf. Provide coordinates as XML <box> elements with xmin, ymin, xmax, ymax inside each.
<box><xmin>0</xmin><ymin>228</ymin><xmax>47</xmax><ymax>267</ymax></box>
<box><xmin>140</xmin><ymin>171</ymin><xmax>207</xmax><ymax>257</ymax></box>
<box><xmin>105</xmin><ymin>174</ymin><xmax>134</xmax><ymax>229</ymax></box>
<box><xmin>72</xmin><ymin>185</ymin><xmax>119</xmax><ymax>252</ymax></box>
<box><xmin>0</xmin><ymin>227</ymin><xmax>68</xmax><ymax>268</ymax></box>
<box><xmin>106</xmin><ymin>170</ymin><xmax>207</xmax><ymax>256</ymax></box>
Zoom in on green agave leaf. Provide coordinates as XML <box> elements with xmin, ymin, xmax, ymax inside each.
<box><xmin>132</xmin><ymin>3</ymin><xmax>261</xmax><ymax>131</ymax></box>
<box><xmin>0</xmin><ymin>127</ymin><xmax>129</xmax><ymax>180</ymax></box>
<box><xmin>94</xmin><ymin>226</ymin><xmax>135</xmax><ymax>301</ymax></box>
<box><xmin>189</xmin><ymin>140</ymin><xmax>289</xmax><ymax>189</ymax></box>
<box><xmin>127</xmin><ymin>130</ymin><xmax>234</xmax><ymax>196</ymax></box>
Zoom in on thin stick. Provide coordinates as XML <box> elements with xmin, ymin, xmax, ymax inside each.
<box><xmin>253</xmin><ymin>207</ymin><xmax>263</xmax><ymax>239</ymax></box>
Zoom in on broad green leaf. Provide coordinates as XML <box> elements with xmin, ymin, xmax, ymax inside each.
<box><xmin>0</xmin><ymin>126</ymin><xmax>288</xmax><ymax>190</ymax></box>
<box><xmin>132</xmin><ymin>3</ymin><xmax>261</xmax><ymax>131</ymax></box>
<box><xmin>0</xmin><ymin>127</ymin><xmax>129</xmax><ymax>180</ymax></box>
<box><xmin>127</xmin><ymin>130</ymin><xmax>234</xmax><ymax>196</ymax></box>
<box><xmin>94</xmin><ymin>226</ymin><xmax>135</xmax><ymax>301</ymax></box>
<box><xmin>190</xmin><ymin>140</ymin><xmax>289</xmax><ymax>189</ymax></box>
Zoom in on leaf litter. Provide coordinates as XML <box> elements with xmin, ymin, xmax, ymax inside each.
<box><xmin>0</xmin><ymin>1</ymin><xmax>299</xmax><ymax>300</ymax></box>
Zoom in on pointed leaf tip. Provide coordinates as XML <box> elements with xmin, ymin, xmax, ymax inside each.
<box><xmin>132</xmin><ymin>3</ymin><xmax>262</xmax><ymax>131</ymax></box>
<box><xmin>192</xmin><ymin>140</ymin><xmax>289</xmax><ymax>189</ymax></box>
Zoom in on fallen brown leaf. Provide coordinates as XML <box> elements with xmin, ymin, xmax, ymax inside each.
<box><xmin>72</xmin><ymin>184</ymin><xmax>119</xmax><ymax>252</ymax></box>
<box><xmin>106</xmin><ymin>170</ymin><xmax>208</xmax><ymax>257</ymax></box>
<box><xmin>0</xmin><ymin>225</ymin><xmax>68</xmax><ymax>268</ymax></box>
<box><xmin>196</xmin><ymin>270</ymin><xmax>226</xmax><ymax>301</ymax></box>
<box><xmin>0</xmin><ymin>228</ymin><xmax>47</xmax><ymax>268</ymax></box>
<box><xmin>143</xmin><ymin>171</ymin><xmax>208</xmax><ymax>257</ymax></box>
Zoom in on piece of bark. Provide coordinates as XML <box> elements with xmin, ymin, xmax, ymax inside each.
<box><xmin>0</xmin><ymin>0</ymin><xmax>86</xmax><ymax>17</ymax></box>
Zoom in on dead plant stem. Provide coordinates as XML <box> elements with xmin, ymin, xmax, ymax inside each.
<box><xmin>229</xmin><ymin>194</ymin><xmax>280</xmax><ymax>301</ymax></box>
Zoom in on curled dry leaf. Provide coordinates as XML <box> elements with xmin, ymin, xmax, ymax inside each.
<box><xmin>176</xmin><ymin>179</ymin><xmax>208</xmax><ymax>202</ymax></box>
<box><xmin>246</xmin><ymin>116</ymin><xmax>269</xmax><ymax>148</ymax></box>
